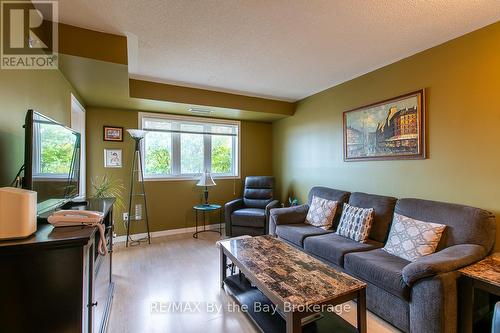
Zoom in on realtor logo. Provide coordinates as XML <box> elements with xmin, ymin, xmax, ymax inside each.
<box><xmin>1</xmin><ymin>1</ymin><xmax>58</xmax><ymax>69</ymax></box>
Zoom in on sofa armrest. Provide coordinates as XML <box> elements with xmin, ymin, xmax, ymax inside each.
<box><xmin>271</xmin><ymin>204</ymin><xmax>309</xmax><ymax>224</ymax></box>
<box><xmin>269</xmin><ymin>204</ymin><xmax>309</xmax><ymax>236</ymax></box>
<box><xmin>402</xmin><ymin>244</ymin><xmax>486</xmax><ymax>286</ymax></box>
<box><xmin>265</xmin><ymin>200</ymin><xmax>281</xmax><ymax>217</ymax></box>
<box><xmin>410</xmin><ymin>271</ymin><xmax>460</xmax><ymax>333</ymax></box>
<box><xmin>264</xmin><ymin>200</ymin><xmax>281</xmax><ymax>234</ymax></box>
<box><xmin>225</xmin><ymin>198</ymin><xmax>245</xmax><ymax>215</ymax></box>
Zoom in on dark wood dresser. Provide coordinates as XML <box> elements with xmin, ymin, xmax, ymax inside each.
<box><xmin>0</xmin><ymin>198</ymin><xmax>115</xmax><ymax>333</ymax></box>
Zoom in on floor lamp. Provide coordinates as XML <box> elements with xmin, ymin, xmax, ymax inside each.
<box><xmin>126</xmin><ymin>129</ymin><xmax>151</xmax><ymax>247</ymax></box>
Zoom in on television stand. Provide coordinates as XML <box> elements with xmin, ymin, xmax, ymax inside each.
<box><xmin>0</xmin><ymin>198</ymin><xmax>115</xmax><ymax>333</ymax></box>
<box><xmin>61</xmin><ymin>199</ymin><xmax>90</xmax><ymax>208</ymax></box>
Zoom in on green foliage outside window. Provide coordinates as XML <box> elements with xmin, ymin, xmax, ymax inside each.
<box><xmin>211</xmin><ymin>140</ymin><xmax>232</xmax><ymax>173</ymax></box>
<box><xmin>145</xmin><ymin>147</ymin><xmax>171</xmax><ymax>175</ymax></box>
<box><xmin>143</xmin><ymin>126</ymin><xmax>235</xmax><ymax>176</ymax></box>
<box><xmin>40</xmin><ymin>125</ymin><xmax>75</xmax><ymax>174</ymax></box>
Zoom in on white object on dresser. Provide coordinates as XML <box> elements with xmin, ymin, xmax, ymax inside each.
<box><xmin>0</xmin><ymin>187</ymin><xmax>37</xmax><ymax>240</ymax></box>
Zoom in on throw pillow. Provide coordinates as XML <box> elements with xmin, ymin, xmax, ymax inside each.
<box><xmin>305</xmin><ymin>196</ymin><xmax>338</xmax><ymax>230</ymax></box>
<box><xmin>383</xmin><ymin>213</ymin><xmax>446</xmax><ymax>261</ymax></box>
<box><xmin>336</xmin><ymin>203</ymin><xmax>374</xmax><ymax>243</ymax></box>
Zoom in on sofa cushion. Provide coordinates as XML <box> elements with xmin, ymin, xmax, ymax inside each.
<box><xmin>344</xmin><ymin>249</ymin><xmax>411</xmax><ymax>301</ymax></box>
<box><xmin>305</xmin><ymin>196</ymin><xmax>338</xmax><ymax>230</ymax></box>
<box><xmin>336</xmin><ymin>203</ymin><xmax>374</xmax><ymax>243</ymax></box>
<box><xmin>304</xmin><ymin>233</ymin><xmax>383</xmax><ymax>267</ymax></box>
<box><xmin>383</xmin><ymin>213</ymin><xmax>446</xmax><ymax>261</ymax></box>
<box><xmin>275</xmin><ymin>223</ymin><xmax>331</xmax><ymax>247</ymax></box>
<box><xmin>395</xmin><ymin>198</ymin><xmax>496</xmax><ymax>252</ymax></box>
<box><xmin>231</xmin><ymin>208</ymin><xmax>265</xmax><ymax>228</ymax></box>
<box><xmin>348</xmin><ymin>192</ymin><xmax>397</xmax><ymax>243</ymax></box>
<box><xmin>307</xmin><ymin>187</ymin><xmax>350</xmax><ymax>229</ymax></box>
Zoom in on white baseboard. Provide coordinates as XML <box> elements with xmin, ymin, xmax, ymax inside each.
<box><xmin>113</xmin><ymin>223</ymin><xmax>224</xmax><ymax>243</ymax></box>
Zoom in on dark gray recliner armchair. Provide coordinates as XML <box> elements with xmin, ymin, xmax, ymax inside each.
<box><xmin>225</xmin><ymin>176</ymin><xmax>280</xmax><ymax>237</ymax></box>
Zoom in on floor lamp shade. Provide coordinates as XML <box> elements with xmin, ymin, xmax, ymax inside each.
<box><xmin>126</xmin><ymin>129</ymin><xmax>147</xmax><ymax>139</ymax></box>
<box><xmin>197</xmin><ymin>172</ymin><xmax>216</xmax><ymax>205</ymax></box>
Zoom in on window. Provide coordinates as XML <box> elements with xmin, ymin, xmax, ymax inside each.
<box><xmin>139</xmin><ymin>112</ymin><xmax>240</xmax><ymax>180</ymax></box>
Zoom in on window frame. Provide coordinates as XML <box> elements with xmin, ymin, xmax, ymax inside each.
<box><xmin>138</xmin><ymin>112</ymin><xmax>241</xmax><ymax>181</ymax></box>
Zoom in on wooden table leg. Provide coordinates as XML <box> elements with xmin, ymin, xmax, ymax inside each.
<box><xmin>285</xmin><ymin>311</ymin><xmax>301</xmax><ymax>333</ymax></box>
<box><xmin>220</xmin><ymin>248</ymin><xmax>227</xmax><ymax>288</ymax></box>
<box><xmin>357</xmin><ymin>288</ymin><xmax>367</xmax><ymax>333</ymax></box>
<box><xmin>458</xmin><ymin>276</ymin><xmax>474</xmax><ymax>333</ymax></box>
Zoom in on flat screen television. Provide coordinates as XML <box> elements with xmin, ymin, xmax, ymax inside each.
<box><xmin>23</xmin><ymin>110</ymin><xmax>81</xmax><ymax>215</ymax></box>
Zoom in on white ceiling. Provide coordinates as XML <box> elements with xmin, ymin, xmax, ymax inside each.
<box><xmin>54</xmin><ymin>0</ymin><xmax>500</xmax><ymax>102</ymax></box>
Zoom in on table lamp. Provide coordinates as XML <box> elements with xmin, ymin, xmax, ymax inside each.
<box><xmin>197</xmin><ymin>171</ymin><xmax>216</xmax><ymax>205</ymax></box>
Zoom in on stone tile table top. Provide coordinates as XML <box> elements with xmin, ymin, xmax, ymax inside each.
<box><xmin>459</xmin><ymin>253</ymin><xmax>500</xmax><ymax>288</ymax></box>
<box><xmin>220</xmin><ymin>235</ymin><xmax>366</xmax><ymax>307</ymax></box>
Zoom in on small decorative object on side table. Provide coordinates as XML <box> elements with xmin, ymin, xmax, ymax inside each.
<box><xmin>193</xmin><ymin>204</ymin><xmax>222</xmax><ymax>239</ymax></box>
<box><xmin>458</xmin><ymin>253</ymin><xmax>500</xmax><ymax>333</ymax></box>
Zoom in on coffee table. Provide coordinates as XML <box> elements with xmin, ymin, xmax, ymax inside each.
<box><xmin>219</xmin><ymin>235</ymin><xmax>367</xmax><ymax>333</ymax></box>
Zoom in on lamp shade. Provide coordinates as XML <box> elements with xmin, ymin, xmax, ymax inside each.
<box><xmin>197</xmin><ymin>171</ymin><xmax>216</xmax><ymax>187</ymax></box>
<box><xmin>127</xmin><ymin>129</ymin><xmax>147</xmax><ymax>139</ymax></box>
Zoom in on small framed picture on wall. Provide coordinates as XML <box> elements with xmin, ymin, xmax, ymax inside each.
<box><xmin>104</xmin><ymin>149</ymin><xmax>122</xmax><ymax>168</ymax></box>
<box><xmin>103</xmin><ymin>126</ymin><xmax>123</xmax><ymax>141</ymax></box>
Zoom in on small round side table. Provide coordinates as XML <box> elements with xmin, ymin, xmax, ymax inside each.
<box><xmin>193</xmin><ymin>204</ymin><xmax>222</xmax><ymax>239</ymax></box>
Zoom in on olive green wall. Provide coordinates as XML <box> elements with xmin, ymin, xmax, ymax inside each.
<box><xmin>0</xmin><ymin>69</ymin><xmax>81</xmax><ymax>186</ymax></box>
<box><xmin>86</xmin><ymin>107</ymin><xmax>273</xmax><ymax>235</ymax></box>
<box><xmin>273</xmin><ymin>22</ymin><xmax>500</xmax><ymax>249</ymax></box>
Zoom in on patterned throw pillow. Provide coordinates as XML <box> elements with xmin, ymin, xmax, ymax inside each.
<box><xmin>383</xmin><ymin>213</ymin><xmax>446</xmax><ymax>261</ymax></box>
<box><xmin>305</xmin><ymin>196</ymin><xmax>338</xmax><ymax>230</ymax></box>
<box><xmin>336</xmin><ymin>203</ymin><xmax>374</xmax><ymax>243</ymax></box>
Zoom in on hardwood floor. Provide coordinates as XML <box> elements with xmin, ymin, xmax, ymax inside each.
<box><xmin>108</xmin><ymin>232</ymin><xmax>400</xmax><ymax>333</ymax></box>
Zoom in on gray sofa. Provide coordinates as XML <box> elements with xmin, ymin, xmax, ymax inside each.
<box><xmin>269</xmin><ymin>186</ymin><xmax>496</xmax><ymax>333</ymax></box>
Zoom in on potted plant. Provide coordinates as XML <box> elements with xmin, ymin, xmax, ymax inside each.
<box><xmin>89</xmin><ymin>174</ymin><xmax>125</xmax><ymax>211</ymax></box>
<box><xmin>288</xmin><ymin>197</ymin><xmax>299</xmax><ymax>207</ymax></box>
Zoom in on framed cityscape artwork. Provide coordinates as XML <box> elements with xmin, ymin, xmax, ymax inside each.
<box><xmin>343</xmin><ymin>89</ymin><xmax>426</xmax><ymax>161</ymax></box>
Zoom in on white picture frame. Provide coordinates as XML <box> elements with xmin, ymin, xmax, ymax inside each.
<box><xmin>104</xmin><ymin>149</ymin><xmax>122</xmax><ymax>168</ymax></box>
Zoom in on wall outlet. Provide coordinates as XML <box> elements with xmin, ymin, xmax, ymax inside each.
<box><xmin>123</xmin><ymin>212</ymin><xmax>129</xmax><ymax>221</ymax></box>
